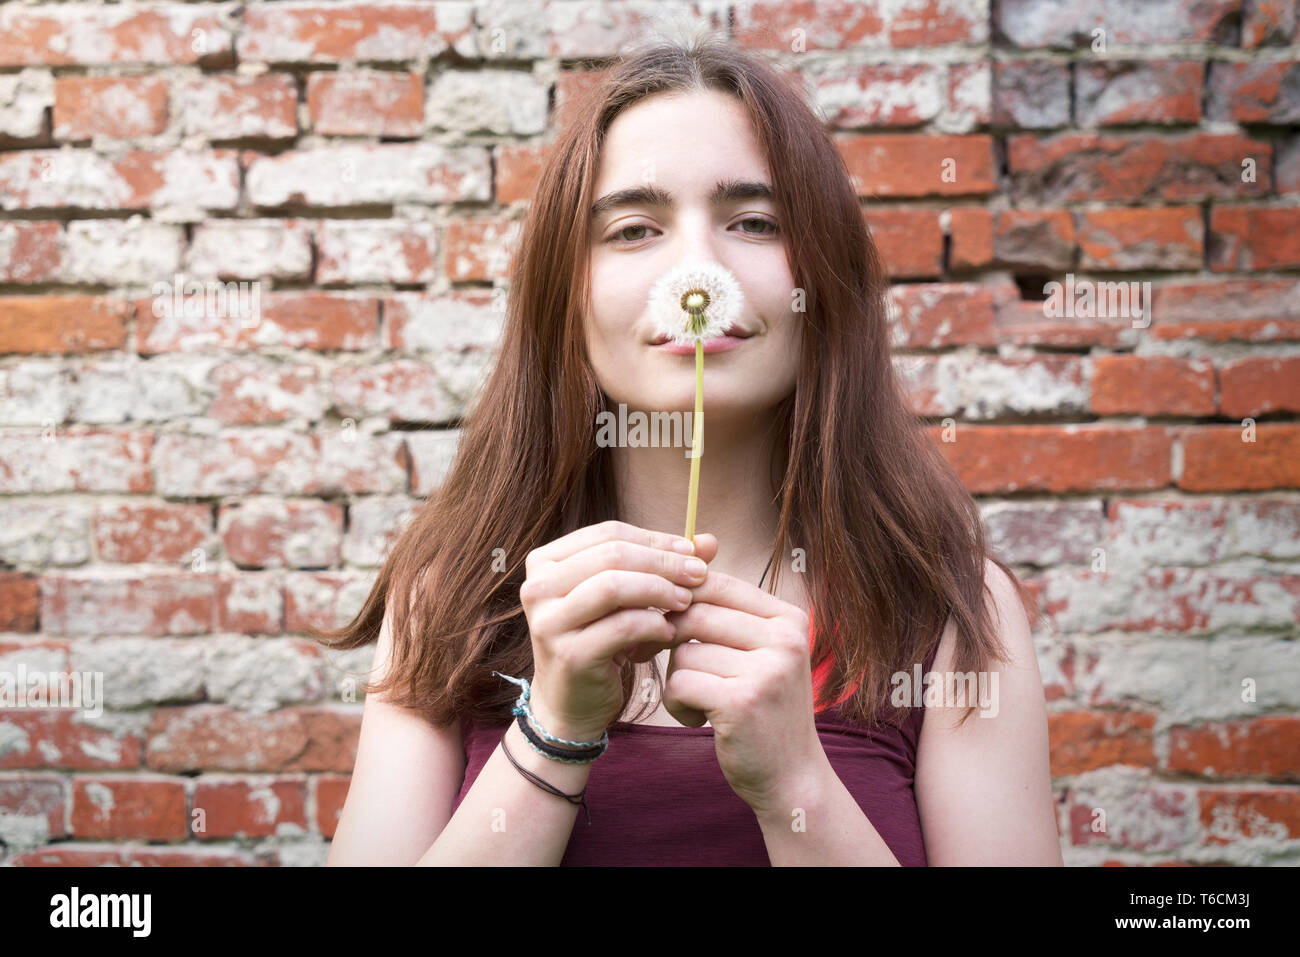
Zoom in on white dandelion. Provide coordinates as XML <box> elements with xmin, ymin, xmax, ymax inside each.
<box><xmin>646</xmin><ymin>259</ymin><xmax>745</xmax><ymax>346</ymax></box>
<box><xmin>644</xmin><ymin>259</ymin><xmax>746</xmax><ymax>543</ymax></box>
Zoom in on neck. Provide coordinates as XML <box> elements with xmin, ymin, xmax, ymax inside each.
<box><xmin>609</xmin><ymin>404</ymin><xmax>784</xmax><ymax>586</ymax></box>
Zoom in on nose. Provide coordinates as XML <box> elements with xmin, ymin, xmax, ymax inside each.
<box><xmin>673</xmin><ymin>209</ymin><xmax>718</xmax><ymax>265</ymax></box>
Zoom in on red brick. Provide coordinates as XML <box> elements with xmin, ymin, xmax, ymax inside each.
<box><xmin>181</xmin><ymin>74</ymin><xmax>297</xmax><ymax>141</ymax></box>
<box><xmin>0</xmin><ymin>296</ymin><xmax>129</xmax><ymax>354</ymax></box>
<box><xmin>1090</xmin><ymin>356</ymin><xmax>1215</xmax><ymax>417</ymax></box>
<box><xmin>1075</xmin><ymin>61</ymin><xmax>1203</xmax><ymax>126</ymax></box>
<box><xmin>0</xmin><ymin>775</ymin><xmax>65</xmax><ymax>838</ymax></box>
<box><xmin>946</xmin><ymin>61</ymin><xmax>991</xmax><ymax>128</ymax></box>
<box><xmin>1168</xmin><ymin>717</ymin><xmax>1300</xmax><ymax>780</ymax></box>
<box><xmin>839</xmin><ymin>134</ymin><xmax>995</xmax><ymax>198</ymax></box>
<box><xmin>1078</xmin><ymin>206</ymin><xmax>1203</xmax><ymax>270</ymax></box>
<box><xmin>218</xmin><ymin>499</ymin><xmax>344</xmax><ymax>569</ymax></box>
<box><xmin>0</xmin><ymin>572</ymin><xmax>40</xmax><ymax>631</ymax></box>
<box><xmin>994</xmin><ymin>209</ymin><xmax>1075</xmax><ymax>270</ymax></box>
<box><xmin>237</xmin><ymin>3</ymin><xmax>470</xmax><ymax>63</ymax></box>
<box><xmin>947</xmin><ymin>207</ymin><xmax>992</xmax><ymax>270</ymax></box>
<box><xmin>93</xmin><ymin>502</ymin><xmax>212</xmax><ymax>564</ymax></box>
<box><xmin>494</xmin><ymin>141</ymin><xmax>550</xmax><ymax>205</ymax></box>
<box><xmin>0</xmin><ymin>6</ymin><xmax>233</xmax><ymax>67</ymax></box>
<box><xmin>1152</xmin><ymin>277</ymin><xmax>1300</xmax><ymax>342</ymax></box>
<box><xmin>734</xmin><ymin>0</ymin><xmax>987</xmax><ymax>50</ymax></box>
<box><xmin>41</xmin><ymin>572</ymin><xmax>218</xmax><ymax>636</ymax></box>
<box><xmin>997</xmin><ymin>0</ymin><xmax>1238</xmax><ymax>46</ymax></box>
<box><xmin>1199</xmin><ymin>789</ymin><xmax>1300</xmax><ymax>843</ymax></box>
<box><xmin>444</xmin><ymin>216</ymin><xmax>521</xmax><ymax>281</ymax></box>
<box><xmin>136</xmin><ymin>291</ymin><xmax>379</xmax><ymax>353</ymax></box>
<box><xmin>1177</xmin><ymin>424</ymin><xmax>1300</xmax><ymax>491</ymax></box>
<box><xmin>192</xmin><ymin>778</ymin><xmax>308</xmax><ymax>838</ymax></box>
<box><xmin>992</xmin><ymin>60</ymin><xmax>1069</xmax><ymax>129</ymax></box>
<box><xmin>1045</xmin><ymin>566</ymin><xmax>1300</xmax><ymax>634</ymax></box>
<box><xmin>1209</xmin><ymin>206</ymin><xmax>1300</xmax><ymax>271</ymax></box>
<box><xmin>928</xmin><ymin>425</ymin><xmax>1172</xmax><ymax>493</ymax></box>
<box><xmin>994</xmin><ymin>298</ymin><xmax>1138</xmax><ymax>348</ymax></box>
<box><xmin>889</xmin><ymin>283</ymin><xmax>996</xmax><ymax>348</ymax></box>
<box><xmin>207</xmin><ymin>360</ymin><xmax>324</xmax><ymax>425</ymax></box>
<box><xmin>1208</xmin><ymin>60</ymin><xmax>1300</xmax><ymax>123</ymax></box>
<box><xmin>1048</xmin><ymin>711</ymin><xmax>1158</xmax><ymax>776</ymax></box>
<box><xmin>9</xmin><ymin>845</ymin><xmax>260</xmax><ymax>866</ymax></box>
<box><xmin>315</xmin><ymin>775</ymin><xmax>351</xmax><ymax>838</ymax></box>
<box><xmin>71</xmin><ymin>777</ymin><xmax>187</xmax><ymax>841</ymax></box>
<box><xmin>813</xmin><ymin>64</ymin><xmax>945</xmax><ymax>128</ymax></box>
<box><xmin>146</xmin><ymin>704</ymin><xmax>360</xmax><ymax>773</ymax></box>
<box><xmin>315</xmin><ymin>220</ymin><xmax>438</xmax><ymax>285</ymax></box>
<box><xmin>216</xmin><ymin>571</ymin><xmax>284</xmax><ymax>634</ymax></box>
<box><xmin>1067</xmin><ymin>786</ymin><xmax>1191</xmax><ymax>851</ymax></box>
<box><xmin>0</xmin><ymin>430</ymin><xmax>153</xmax><ymax>494</ymax></box>
<box><xmin>1218</xmin><ymin>357</ymin><xmax>1300</xmax><ymax>417</ymax></box>
<box><xmin>0</xmin><ymin>222</ymin><xmax>63</xmax><ymax>283</ymax></box>
<box><xmin>1009</xmin><ymin>132</ymin><xmax>1271</xmax><ymax>203</ymax></box>
<box><xmin>865</xmin><ymin>207</ymin><xmax>943</xmax><ymax>278</ymax></box>
<box><xmin>0</xmin><ymin>148</ymin><xmax>240</xmax><ymax>210</ymax></box>
<box><xmin>53</xmin><ymin>75</ymin><xmax>168</xmax><ymax>140</ymax></box>
<box><xmin>553</xmin><ymin>68</ymin><xmax>608</xmax><ymax>134</ymax></box>
<box><xmin>1242</xmin><ymin>0</ymin><xmax>1297</xmax><ymax>46</ymax></box>
<box><xmin>307</xmin><ymin>70</ymin><xmax>423</xmax><ymax>136</ymax></box>
<box><xmin>0</xmin><ymin>710</ymin><xmax>142</xmax><ymax>770</ymax></box>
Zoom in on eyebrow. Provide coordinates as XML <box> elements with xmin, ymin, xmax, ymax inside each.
<box><xmin>589</xmin><ymin>178</ymin><xmax>774</xmax><ymax>221</ymax></box>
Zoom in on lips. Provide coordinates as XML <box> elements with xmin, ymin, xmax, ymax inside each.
<box><xmin>649</xmin><ymin>325</ymin><xmax>752</xmax><ymax>346</ymax></box>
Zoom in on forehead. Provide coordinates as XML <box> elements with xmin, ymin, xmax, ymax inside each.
<box><xmin>593</xmin><ymin>89</ymin><xmax>770</xmax><ymax>189</ymax></box>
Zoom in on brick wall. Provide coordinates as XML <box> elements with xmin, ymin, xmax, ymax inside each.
<box><xmin>0</xmin><ymin>0</ymin><xmax>1297</xmax><ymax>866</ymax></box>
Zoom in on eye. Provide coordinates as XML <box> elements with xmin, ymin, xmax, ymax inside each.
<box><xmin>605</xmin><ymin>223</ymin><xmax>657</xmax><ymax>245</ymax></box>
<box><xmin>735</xmin><ymin>216</ymin><xmax>778</xmax><ymax>236</ymax></box>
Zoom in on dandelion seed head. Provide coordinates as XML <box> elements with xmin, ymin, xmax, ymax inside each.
<box><xmin>647</xmin><ymin>259</ymin><xmax>745</xmax><ymax>345</ymax></box>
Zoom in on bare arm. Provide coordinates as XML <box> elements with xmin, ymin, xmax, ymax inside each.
<box><xmin>914</xmin><ymin>558</ymin><xmax>1064</xmax><ymax>865</ymax></box>
<box><xmin>414</xmin><ymin>709</ymin><xmax>592</xmax><ymax>866</ymax></box>
<box><xmin>325</xmin><ymin>596</ymin><xmax>592</xmax><ymax>866</ymax></box>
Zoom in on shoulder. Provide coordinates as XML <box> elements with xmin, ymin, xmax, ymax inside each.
<box><xmin>913</xmin><ymin>558</ymin><xmax>1062</xmax><ymax>864</ymax></box>
<box><xmin>928</xmin><ymin>557</ymin><xmax>1034</xmax><ymax>679</ymax></box>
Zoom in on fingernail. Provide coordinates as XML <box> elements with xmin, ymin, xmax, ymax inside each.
<box><xmin>685</xmin><ymin>558</ymin><xmax>707</xmax><ymax>577</ymax></box>
<box><xmin>674</xmin><ymin>586</ymin><xmax>692</xmax><ymax>604</ymax></box>
<box><xmin>672</xmin><ymin>538</ymin><xmax>695</xmax><ymax>554</ymax></box>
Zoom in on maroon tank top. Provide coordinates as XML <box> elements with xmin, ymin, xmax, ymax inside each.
<box><xmin>452</xmin><ymin>616</ymin><xmax>942</xmax><ymax>866</ymax></box>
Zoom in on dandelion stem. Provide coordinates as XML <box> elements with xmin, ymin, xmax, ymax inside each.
<box><xmin>684</xmin><ymin>337</ymin><xmax>704</xmax><ymax>542</ymax></box>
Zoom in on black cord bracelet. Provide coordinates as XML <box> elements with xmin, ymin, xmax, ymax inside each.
<box><xmin>500</xmin><ymin>732</ymin><xmax>592</xmax><ymax>826</ymax></box>
<box><xmin>514</xmin><ymin>709</ymin><xmax>607</xmax><ymax>762</ymax></box>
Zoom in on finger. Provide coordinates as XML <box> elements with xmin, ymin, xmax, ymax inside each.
<box><xmin>548</xmin><ymin>569</ymin><xmax>691</xmax><ymax>635</ymax></box>
<box><xmin>666</xmin><ymin>602</ymin><xmax>774</xmax><ymax>651</ymax></box>
<box><xmin>615</xmin><ymin>641</ymin><xmax>664</xmax><ymax>666</ymax></box>
<box><xmin>669</xmin><ymin>637</ymin><xmax>747</xmax><ymax>676</ymax></box>
<box><xmin>528</xmin><ymin>520</ymin><xmax>694</xmax><ymax>569</ymax></box>
<box><xmin>584</xmin><ymin>607</ymin><xmax>677</xmax><ymax>662</ymax></box>
<box><xmin>663</xmin><ymin>661</ymin><xmax>727</xmax><ymax>728</ymax></box>
<box><xmin>683</xmin><ymin>570</ymin><xmax>790</xmax><ymax>620</ymax></box>
<box><xmin>541</xmin><ymin>539</ymin><xmax>708</xmax><ymax>599</ymax></box>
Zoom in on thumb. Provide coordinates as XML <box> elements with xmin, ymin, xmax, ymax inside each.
<box><xmin>690</xmin><ymin>532</ymin><xmax>719</xmax><ymax>565</ymax></box>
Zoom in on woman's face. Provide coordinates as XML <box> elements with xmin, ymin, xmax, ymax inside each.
<box><xmin>584</xmin><ymin>88</ymin><xmax>800</xmax><ymax>422</ymax></box>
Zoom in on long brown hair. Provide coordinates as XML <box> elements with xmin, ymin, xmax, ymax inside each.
<box><xmin>310</xmin><ymin>33</ymin><xmax>1034</xmax><ymax>732</ymax></box>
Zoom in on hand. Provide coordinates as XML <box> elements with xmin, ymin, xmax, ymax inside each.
<box><xmin>661</xmin><ymin>558</ymin><xmax>828</xmax><ymax>817</ymax></box>
<box><xmin>518</xmin><ymin>520</ymin><xmax>709</xmax><ymax>740</ymax></box>
<box><xmin>615</xmin><ymin>533</ymin><xmax>718</xmax><ymax>666</ymax></box>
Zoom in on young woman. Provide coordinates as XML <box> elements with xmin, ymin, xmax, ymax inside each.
<box><xmin>316</xmin><ymin>35</ymin><xmax>1063</xmax><ymax>866</ymax></box>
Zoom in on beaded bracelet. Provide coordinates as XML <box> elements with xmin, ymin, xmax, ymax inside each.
<box><xmin>492</xmin><ymin>671</ymin><xmax>610</xmax><ymax>763</ymax></box>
